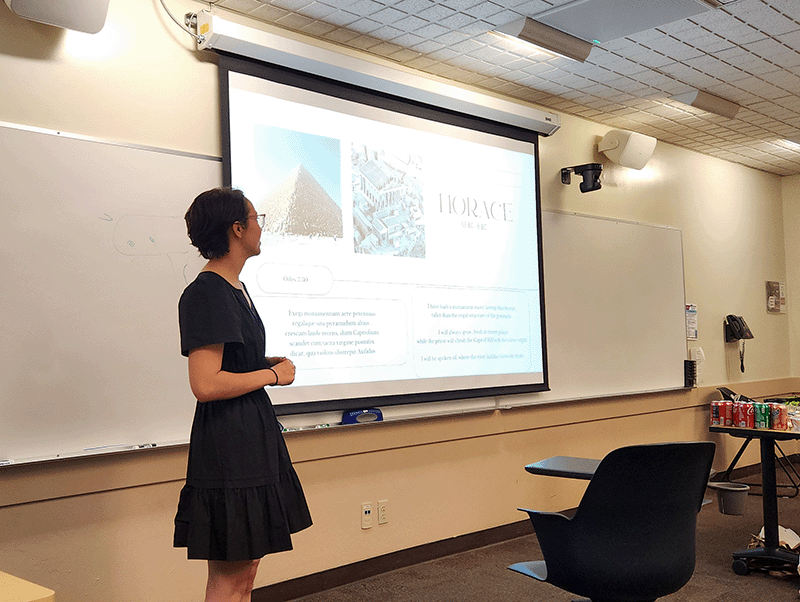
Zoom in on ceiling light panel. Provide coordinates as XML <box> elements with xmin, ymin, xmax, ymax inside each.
<box><xmin>494</xmin><ymin>17</ymin><xmax>593</xmax><ymax>62</ymax></box>
<box><xmin>532</xmin><ymin>0</ymin><xmax>720</xmax><ymax>44</ymax></box>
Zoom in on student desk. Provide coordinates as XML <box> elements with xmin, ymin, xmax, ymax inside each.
<box><xmin>524</xmin><ymin>456</ymin><xmax>600</xmax><ymax>480</ymax></box>
<box><xmin>709</xmin><ymin>425</ymin><xmax>800</xmax><ymax>574</ymax></box>
<box><xmin>0</xmin><ymin>571</ymin><xmax>54</xmax><ymax>602</ymax></box>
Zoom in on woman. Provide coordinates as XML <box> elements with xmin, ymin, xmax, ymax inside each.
<box><xmin>175</xmin><ymin>187</ymin><xmax>312</xmax><ymax>602</ymax></box>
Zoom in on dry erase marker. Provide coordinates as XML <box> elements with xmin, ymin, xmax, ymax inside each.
<box><xmin>0</xmin><ymin>459</ymin><xmax>14</xmax><ymax>466</ymax></box>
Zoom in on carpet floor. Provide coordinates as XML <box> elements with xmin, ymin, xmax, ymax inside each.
<box><xmin>292</xmin><ymin>481</ymin><xmax>800</xmax><ymax>601</ymax></box>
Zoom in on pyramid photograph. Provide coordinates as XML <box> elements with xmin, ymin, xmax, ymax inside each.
<box><xmin>257</xmin><ymin>163</ymin><xmax>343</xmax><ymax>238</ymax></box>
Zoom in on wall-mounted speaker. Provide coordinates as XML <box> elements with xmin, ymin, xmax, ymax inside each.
<box><xmin>598</xmin><ymin>129</ymin><xmax>657</xmax><ymax>170</ymax></box>
<box><xmin>3</xmin><ymin>0</ymin><xmax>110</xmax><ymax>34</ymax></box>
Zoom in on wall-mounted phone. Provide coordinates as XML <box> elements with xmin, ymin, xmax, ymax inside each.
<box><xmin>724</xmin><ymin>315</ymin><xmax>753</xmax><ymax>342</ymax></box>
<box><xmin>724</xmin><ymin>315</ymin><xmax>753</xmax><ymax>373</ymax></box>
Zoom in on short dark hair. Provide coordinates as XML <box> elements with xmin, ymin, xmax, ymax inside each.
<box><xmin>184</xmin><ymin>187</ymin><xmax>249</xmax><ymax>259</ymax></box>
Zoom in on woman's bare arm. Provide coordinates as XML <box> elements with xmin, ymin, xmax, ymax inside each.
<box><xmin>188</xmin><ymin>344</ymin><xmax>295</xmax><ymax>402</ymax></box>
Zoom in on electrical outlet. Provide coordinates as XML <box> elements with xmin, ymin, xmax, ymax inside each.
<box><xmin>361</xmin><ymin>502</ymin><xmax>373</xmax><ymax>529</ymax></box>
<box><xmin>377</xmin><ymin>499</ymin><xmax>388</xmax><ymax>524</ymax></box>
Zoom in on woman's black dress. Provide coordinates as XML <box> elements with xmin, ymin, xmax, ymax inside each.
<box><xmin>174</xmin><ymin>271</ymin><xmax>312</xmax><ymax>561</ymax></box>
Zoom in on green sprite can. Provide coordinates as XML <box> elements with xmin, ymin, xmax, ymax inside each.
<box><xmin>754</xmin><ymin>402</ymin><xmax>770</xmax><ymax>429</ymax></box>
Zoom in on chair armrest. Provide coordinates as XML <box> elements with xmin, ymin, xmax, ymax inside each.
<box><xmin>518</xmin><ymin>507</ymin><xmax>572</xmax><ymax>541</ymax></box>
<box><xmin>518</xmin><ymin>507</ymin><xmax>571</xmax><ymax>522</ymax></box>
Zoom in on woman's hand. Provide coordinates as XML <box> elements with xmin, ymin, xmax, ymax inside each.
<box><xmin>270</xmin><ymin>358</ymin><xmax>296</xmax><ymax>386</ymax></box>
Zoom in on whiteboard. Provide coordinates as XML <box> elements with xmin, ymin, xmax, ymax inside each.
<box><xmin>506</xmin><ymin>209</ymin><xmax>687</xmax><ymax>406</ymax></box>
<box><xmin>0</xmin><ymin>123</ymin><xmax>222</xmax><ymax>463</ymax></box>
<box><xmin>0</xmin><ymin>124</ymin><xmax>687</xmax><ymax>463</ymax></box>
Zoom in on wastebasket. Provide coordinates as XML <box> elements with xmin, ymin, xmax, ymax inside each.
<box><xmin>708</xmin><ymin>482</ymin><xmax>750</xmax><ymax>515</ymax></box>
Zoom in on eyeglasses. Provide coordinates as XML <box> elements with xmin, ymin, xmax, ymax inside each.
<box><xmin>247</xmin><ymin>214</ymin><xmax>266</xmax><ymax>230</ymax></box>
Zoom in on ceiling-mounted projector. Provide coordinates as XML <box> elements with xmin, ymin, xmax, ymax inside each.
<box><xmin>3</xmin><ymin>0</ymin><xmax>110</xmax><ymax>33</ymax></box>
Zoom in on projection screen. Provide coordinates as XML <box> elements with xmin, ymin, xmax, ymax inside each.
<box><xmin>219</xmin><ymin>56</ymin><xmax>548</xmax><ymax>414</ymax></box>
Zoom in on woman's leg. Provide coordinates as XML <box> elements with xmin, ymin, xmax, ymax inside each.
<box><xmin>206</xmin><ymin>559</ymin><xmax>261</xmax><ymax>602</ymax></box>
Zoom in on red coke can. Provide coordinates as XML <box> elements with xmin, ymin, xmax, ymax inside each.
<box><xmin>744</xmin><ymin>402</ymin><xmax>755</xmax><ymax>429</ymax></box>
<box><xmin>710</xmin><ymin>401</ymin><xmax>721</xmax><ymax>426</ymax></box>
<box><xmin>722</xmin><ymin>401</ymin><xmax>733</xmax><ymax>426</ymax></box>
<box><xmin>733</xmin><ymin>402</ymin><xmax>745</xmax><ymax>427</ymax></box>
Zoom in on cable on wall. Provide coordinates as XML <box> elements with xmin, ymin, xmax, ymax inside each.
<box><xmin>157</xmin><ymin>0</ymin><xmax>216</xmax><ymax>44</ymax></box>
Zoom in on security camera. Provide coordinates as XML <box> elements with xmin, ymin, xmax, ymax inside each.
<box><xmin>560</xmin><ymin>163</ymin><xmax>603</xmax><ymax>193</ymax></box>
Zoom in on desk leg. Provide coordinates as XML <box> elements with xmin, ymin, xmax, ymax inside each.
<box><xmin>761</xmin><ymin>437</ymin><xmax>779</xmax><ymax>549</ymax></box>
<box><xmin>719</xmin><ymin>437</ymin><xmax>752</xmax><ymax>482</ymax></box>
<box><xmin>731</xmin><ymin>437</ymin><xmax>799</xmax><ymax>573</ymax></box>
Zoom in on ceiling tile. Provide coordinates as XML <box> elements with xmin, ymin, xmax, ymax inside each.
<box><xmin>274</xmin><ymin>12</ymin><xmax>315</xmax><ymax>29</ymax></box>
<box><xmin>434</xmin><ymin>30</ymin><xmax>472</xmax><ymax>45</ymax></box>
<box><xmin>462</xmin><ymin>2</ymin><xmax>508</xmax><ymax>20</ymax></box>
<box><xmin>730</xmin><ymin>2</ymin><xmax>800</xmax><ymax>36</ymax></box>
<box><xmin>391</xmin><ymin>32</ymin><xmax>427</xmax><ymax>47</ymax></box>
<box><xmin>248</xmin><ymin>4</ymin><xmax>291</xmax><ymax>20</ymax></box>
<box><xmin>417</xmin><ymin>4</ymin><xmax>458</xmax><ymax>21</ymax></box>
<box><xmin>369</xmin><ymin>7</ymin><xmax>409</xmax><ymax>24</ymax></box>
<box><xmin>744</xmin><ymin>36</ymin><xmax>793</xmax><ymax>58</ymax></box>
<box><xmin>294</xmin><ymin>2</ymin><xmax>338</xmax><ymax>19</ymax></box>
<box><xmin>438</xmin><ymin>11</ymin><xmax>481</xmax><ymax>29</ymax></box>
<box><xmin>393</xmin><ymin>14</ymin><xmax>428</xmax><ymax>31</ymax></box>
<box><xmin>702</xmin><ymin>19</ymin><xmax>767</xmax><ymax>45</ymax></box>
<box><xmin>409</xmin><ymin>39</ymin><xmax>445</xmax><ymax>53</ymax></box>
<box><xmin>391</xmin><ymin>0</ymin><xmax>436</xmax><ymax>12</ymax></box>
<box><xmin>346</xmin><ymin>34</ymin><xmax>385</xmax><ymax>51</ymax></box>
<box><xmin>769</xmin><ymin>0</ymin><xmax>800</xmax><ymax>20</ymax></box>
<box><xmin>347</xmin><ymin>17</ymin><xmax>384</xmax><ymax>34</ymax></box>
<box><xmin>298</xmin><ymin>20</ymin><xmax>338</xmax><ymax>36</ymax></box>
<box><xmin>321</xmin><ymin>9</ymin><xmax>361</xmax><ymax>27</ymax></box>
<box><xmin>217</xmin><ymin>0</ymin><xmax>269</xmax><ymax>12</ymax></box>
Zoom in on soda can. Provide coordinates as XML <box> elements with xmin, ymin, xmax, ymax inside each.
<box><xmin>722</xmin><ymin>401</ymin><xmax>733</xmax><ymax>426</ymax></box>
<box><xmin>755</xmin><ymin>403</ymin><xmax>770</xmax><ymax>429</ymax></box>
<box><xmin>771</xmin><ymin>403</ymin><xmax>788</xmax><ymax>431</ymax></box>
<box><xmin>733</xmin><ymin>402</ymin><xmax>744</xmax><ymax>427</ymax></box>
<box><xmin>744</xmin><ymin>402</ymin><xmax>755</xmax><ymax>429</ymax></box>
<box><xmin>710</xmin><ymin>401</ymin><xmax>721</xmax><ymax>426</ymax></box>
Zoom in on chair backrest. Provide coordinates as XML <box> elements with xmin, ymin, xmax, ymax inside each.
<box><xmin>549</xmin><ymin>441</ymin><xmax>715</xmax><ymax>600</ymax></box>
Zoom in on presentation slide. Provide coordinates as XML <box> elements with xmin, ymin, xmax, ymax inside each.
<box><xmin>227</xmin><ymin>70</ymin><xmax>546</xmax><ymax>407</ymax></box>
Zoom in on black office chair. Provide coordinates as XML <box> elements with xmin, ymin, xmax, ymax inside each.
<box><xmin>509</xmin><ymin>441</ymin><xmax>716</xmax><ymax>602</ymax></box>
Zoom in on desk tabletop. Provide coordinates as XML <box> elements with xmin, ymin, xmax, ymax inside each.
<box><xmin>0</xmin><ymin>571</ymin><xmax>54</xmax><ymax>602</ymax></box>
<box><xmin>709</xmin><ymin>425</ymin><xmax>800</xmax><ymax>441</ymax></box>
<box><xmin>525</xmin><ymin>456</ymin><xmax>600</xmax><ymax>480</ymax></box>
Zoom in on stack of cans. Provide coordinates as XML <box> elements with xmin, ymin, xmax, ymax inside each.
<box><xmin>710</xmin><ymin>400</ymin><xmax>788</xmax><ymax>430</ymax></box>
<box><xmin>709</xmin><ymin>400</ymin><xmax>733</xmax><ymax>426</ymax></box>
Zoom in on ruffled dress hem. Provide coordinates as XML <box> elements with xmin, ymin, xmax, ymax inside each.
<box><xmin>174</xmin><ymin>468</ymin><xmax>313</xmax><ymax>561</ymax></box>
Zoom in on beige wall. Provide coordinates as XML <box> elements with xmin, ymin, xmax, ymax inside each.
<box><xmin>783</xmin><ymin>174</ymin><xmax>800</xmax><ymax>375</ymax></box>
<box><xmin>1</xmin><ymin>1</ymin><xmax>799</xmax><ymax>600</ymax></box>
